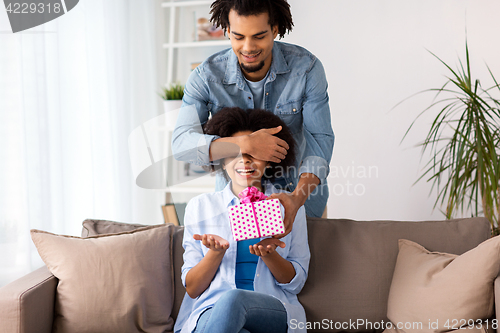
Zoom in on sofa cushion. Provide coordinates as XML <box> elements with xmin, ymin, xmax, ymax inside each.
<box><xmin>81</xmin><ymin>218</ymin><xmax>150</xmax><ymax>237</ymax></box>
<box><xmin>382</xmin><ymin>322</ymin><xmax>494</xmax><ymax>333</ymax></box>
<box><xmin>31</xmin><ymin>224</ymin><xmax>175</xmax><ymax>333</ymax></box>
<box><xmin>80</xmin><ymin>219</ymin><xmax>186</xmax><ymax>321</ymax></box>
<box><xmin>385</xmin><ymin>238</ymin><xmax>499</xmax><ymax>333</ymax></box>
<box><xmin>299</xmin><ymin>217</ymin><xmax>490</xmax><ymax>333</ymax></box>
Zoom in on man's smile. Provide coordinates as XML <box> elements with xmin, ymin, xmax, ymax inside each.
<box><xmin>241</xmin><ymin>51</ymin><xmax>261</xmax><ymax>62</ymax></box>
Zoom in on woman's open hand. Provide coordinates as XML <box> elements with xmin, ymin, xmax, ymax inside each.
<box><xmin>193</xmin><ymin>234</ymin><xmax>229</xmax><ymax>252</ymax></box>
<box><xmin>249</xmin><ymin>238</ymin><xmax>285</xmax><ymax>257</ymax></box>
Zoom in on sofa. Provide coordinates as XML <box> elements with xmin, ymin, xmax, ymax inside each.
<box><xmin>0</xmin><ymin>216</ymin><xmax>498</xmax><ymax>333</ymax></box>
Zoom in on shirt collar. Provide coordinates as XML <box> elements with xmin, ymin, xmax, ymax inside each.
<box><xmin>270</xmin><ymin>42</ymin><xmax>290</xmax><ymax>75</ymax></box>
<box><xmin>222</xmin><ymin>180</ymin><xmax>280</xmax><ymax>208</ymax></box>
<box><xmin>223</xmin><ymin>41</ymin><xmax>290</xmax><ymax>88</ymax></box>
<box><xmin>222</xmin><ymin>181</ymin><xmax>239</xmax><ymax>208</ymax></box>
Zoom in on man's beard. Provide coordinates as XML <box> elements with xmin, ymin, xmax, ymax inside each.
<box><xmin>240</xmin><ymin>60</ymin><xmax>266</xmax><ymax>74</ymax></box>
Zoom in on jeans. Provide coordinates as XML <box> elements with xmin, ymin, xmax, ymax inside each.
<box><xmin>192</xmin><ymin>289</ymin><xmax>288</xmax><ymax>333</ymax></box>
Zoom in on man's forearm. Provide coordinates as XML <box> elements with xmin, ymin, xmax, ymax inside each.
<box><xmin>208</xmin><ymin>137</ymin><xmax>244</xmax><ymax>161</ymax></box>
<box><xmin>292</xmin><ymin>173</ymin><xmax>320</xmax><ymax>206</ymax></box>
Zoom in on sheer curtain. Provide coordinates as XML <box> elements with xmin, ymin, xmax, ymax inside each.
<box><xmin>0</xmin><ymin>0</ymin><xmax>164</xmax><ymax>287</ymax></box>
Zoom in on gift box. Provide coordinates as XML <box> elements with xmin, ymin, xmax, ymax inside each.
<box><xmin>228</xmin><ymin>198</ymin><xmax>285</xmax><ymax>241</ymax></box>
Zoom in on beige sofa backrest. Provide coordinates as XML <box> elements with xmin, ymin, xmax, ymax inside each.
<box><xmin>299</xmin><ymin>217</ymin><xmax>490</xmax><ymax>332</ymax></box>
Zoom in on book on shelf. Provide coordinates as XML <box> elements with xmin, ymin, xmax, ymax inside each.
<box><xmin>161</xmin><ymin>203</ymin><xmax>187</xmax><ymax>226</ymax></box>
<box><xmin>191</xmin><ymin>62</ymin><xmax>201</xmax><ymax>71</ymax></box>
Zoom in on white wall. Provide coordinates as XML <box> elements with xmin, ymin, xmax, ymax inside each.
<box><xmin>284</xmin><ymin>0</ymin><xmax>500</xmax><ymax>221</ymax></box>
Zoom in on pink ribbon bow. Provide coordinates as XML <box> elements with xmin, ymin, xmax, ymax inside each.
<box><xmin>238</xmin><ymin>186</ymin><xmax>267</xmax><ymax>203</ymax></box>
<box><xmin>237</xmin><ymin>186</ymin><xmax>268</xmax><ymax>238</ymax></box>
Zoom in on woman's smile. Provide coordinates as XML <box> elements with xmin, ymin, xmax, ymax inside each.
<box><xmin>235</xmin><ymin>167</ymin><xmax>256</xmax><ymax>177</ymax></box>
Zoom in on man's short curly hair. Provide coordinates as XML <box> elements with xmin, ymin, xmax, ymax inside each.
<box><xmin>203</xmin><ymin>107</ymin><xmax>296</xmax><ymax>182</ymax></box>
<box><xmin>209</xmin><ymin>0</ymin><xmax>293</xmax><ymax>39</ymax></box>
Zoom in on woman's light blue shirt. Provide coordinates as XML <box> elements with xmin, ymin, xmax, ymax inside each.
<box><xmin>173</xmin><ymin>181</ymin><xmax>310</xmax><ymax>333</ymax></box>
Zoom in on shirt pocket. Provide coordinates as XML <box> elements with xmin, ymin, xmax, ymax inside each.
<box><xmin>274</xmin><ymin>99</ymin><xmax>303</xmax><ymax>133</ymax></box>
<box><xmin>275</xmin><ymin>99</ymin><xmax>302</xmax><ymax>115</ymax></box>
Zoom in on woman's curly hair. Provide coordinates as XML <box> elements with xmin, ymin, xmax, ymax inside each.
<box><xmin>203</xmin><ymin>107</ymin><xmax>296</xmax><ymax>181</ymax></box>
<box><xmin>210</xmin><ymin>0</ymin><xmax>293</xmax><ymax>39</ymax></box>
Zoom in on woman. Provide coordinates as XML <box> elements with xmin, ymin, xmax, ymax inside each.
<box><xmin>174</xmin><ymin>107</ymin><xmax>310</xmax><ymax>333</ymax></box>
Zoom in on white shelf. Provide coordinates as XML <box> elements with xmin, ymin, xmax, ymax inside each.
<box><xmin>161</xmin><ymin>0</ymin><xmax>230</xmax><ymax>83</ymax></box>
<box><xmin>161</xmin><ymin>1</ymin><xmax>213</xmax><ymax>8</ymax></box>
<box><xmin>163</xmin><ymin>40</ymin><xmax>231</xmax><ymax>49</ymax></box>
<box><xmin>158</xmin><ymin>0</ymin><xmax>224</xmax><ymax>201</ymax></box>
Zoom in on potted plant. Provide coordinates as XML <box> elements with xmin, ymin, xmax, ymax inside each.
<box><xmin>159</xmin><ymin>83</ymin><xmax>184</xmax><ymax>130</ymax></box>
<box><xmin>400</xmin><ymin>41</ymin><xmax>500</xmax><ymax>234</ymax></box>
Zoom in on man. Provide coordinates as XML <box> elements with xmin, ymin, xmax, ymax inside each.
<box><xmin>172</xmin><ymin>0</ymin><xmax>334</xmax><ymax>236</ymax></box>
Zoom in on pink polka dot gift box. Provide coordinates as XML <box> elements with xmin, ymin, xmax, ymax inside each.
<box><xmin>228</xmin><ymin>198</ymin><xmax>285</xmax><ymax>241</ymax></box>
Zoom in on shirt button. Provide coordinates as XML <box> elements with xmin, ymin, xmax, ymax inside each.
<box><xmin>292</xmin><ymin>108</ymin><xmax>296</xmax><ymax>112</ymax></box>
<box><xmin>266</xmin><ymin>92</ymin><xmax>269</xmax><ymax>96</ymax></box>
<box><xmin>256</xmin><ymin>274</ymin><xmax>260</xmax><ymax>277</ymax></box>
<box><xmin>289</xmin><ymin>182</ymin><xmax>293</xmax><ymax>186</ymax></box>
<box><xmin>248</xmin><ymin>97</ymin><xmax>251</xmax><ymax>100</ymax></box>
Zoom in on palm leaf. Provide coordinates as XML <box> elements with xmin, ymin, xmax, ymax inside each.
<box><xmin>399</xmin><ymin>41</ymin><xmax>500</xmax><ymax>234</ymax></box>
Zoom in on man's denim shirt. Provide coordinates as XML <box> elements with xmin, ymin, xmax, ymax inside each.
<box><xmin>172</xmin><ymin>41</ymin><xmax>335</xmax><ymax>215</ymax></box>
